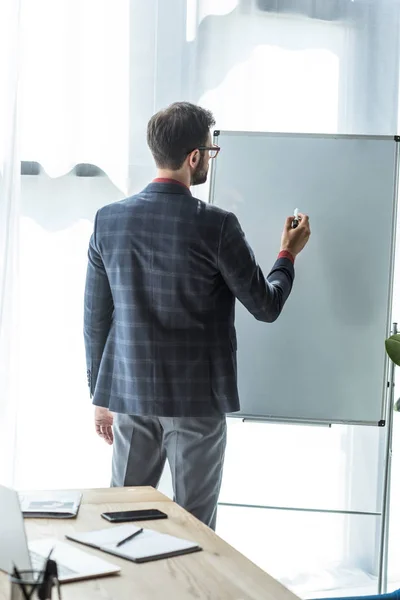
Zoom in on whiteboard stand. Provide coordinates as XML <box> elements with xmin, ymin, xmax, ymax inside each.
<box><xmin>208</xmin><ymin>130</ymin><xmax>400</xmax><ymax>592</ymax></box>
<box><xmin>378</xmin><ymin>322</ymin><xmax>397</xmax><ymax>594</ymax></box>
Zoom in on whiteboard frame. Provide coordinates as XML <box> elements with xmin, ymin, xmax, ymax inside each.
<box><xmin>209</xmin><ymin>130</ymin><xmax>400</xmax><ymax>426</ymax></box>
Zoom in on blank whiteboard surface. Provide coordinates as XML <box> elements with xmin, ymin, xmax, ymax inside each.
<box><xmin>211</xmin><ymin>132</ymin><xmax>398</xmax><ymax>424</ymax></box>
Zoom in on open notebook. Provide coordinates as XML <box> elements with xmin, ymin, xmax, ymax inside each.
<box><xmin>66</xmin><ymin>524</ymin><xmax>202</xmax><ymax>563</ymax></box>
<box><xmin>19</xmin><ymin>491</ymin><xmax>82</xmax><ymax>518</ymax></box>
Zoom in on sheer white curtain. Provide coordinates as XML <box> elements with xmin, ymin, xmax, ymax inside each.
<box><xmin>13</xmin><ymin>0</ymin><xmax>190</xmax><ymax>489</ymax></box>
<box><xmin>0</xmin><ymin>0</ymin><xmax>21</xmax><ymax>487</ymax></box>
<box><xmin>19</xmin><ymin>0</ymin><xmax>130</xmax><ymax>192</ymax></box>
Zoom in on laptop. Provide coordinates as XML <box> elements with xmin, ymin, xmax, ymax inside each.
<box><xmin>0</xmin><ymin>485</ymin><xmax>121</xmax><ymax>583</ymax></box>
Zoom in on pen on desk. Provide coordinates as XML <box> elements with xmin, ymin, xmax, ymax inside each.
<box><xmin>292</xmin><ymin>207</ymin><xmax>299</xmax><ymax>229</ymax></box>
<box><xmin>116</xmin><ymin>528</ymin><xmax>144</xmax><ymax>547</ymax></box>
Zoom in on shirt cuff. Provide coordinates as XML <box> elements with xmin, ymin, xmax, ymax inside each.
<box><xmin>278</xmin><ymin>250</ymin><xmax>295</xmax><ymax>264</ymax></box>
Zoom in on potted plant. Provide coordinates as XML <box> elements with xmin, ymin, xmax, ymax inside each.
<box><xmin>385</xmin><ymin>332</ymin><xmax>400</xmax><ymax>411</ymax></box>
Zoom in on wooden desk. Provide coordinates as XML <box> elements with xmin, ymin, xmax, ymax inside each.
<box><xmin>0</xmin><ymin>487</ymin><xmax>299</xmax><ymax>600</ymax></box>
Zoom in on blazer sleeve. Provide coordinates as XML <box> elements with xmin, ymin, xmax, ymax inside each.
<box><xmin>84</xmin><ymin>212</ymin><xmax>114</xmax><ymax>397</ymax></box>
<box><xmin>217</xmin><ymin>212</ymin><xmax>294</xmax><ymax>323</ymax></box>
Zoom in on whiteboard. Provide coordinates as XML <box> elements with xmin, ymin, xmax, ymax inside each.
<box><xmin>210</xmin><ymin>132</ymin><xmax>399</xmax><ymax>425</ymax></box>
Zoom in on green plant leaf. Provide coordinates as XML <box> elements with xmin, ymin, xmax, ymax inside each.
<box><xmin>385</xmin><ymin>334</ymin><xmax>400</xmax><ymax>367</ymax></box>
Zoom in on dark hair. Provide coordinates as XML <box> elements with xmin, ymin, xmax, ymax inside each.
<box><xmin>147</xmin><ymin>102</ymin><xmax>216</xmax><ymax>170</ymax></box>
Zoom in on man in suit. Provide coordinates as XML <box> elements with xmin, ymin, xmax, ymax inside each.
<box><xmin>84</xmin><ymin>102</ymin><xmax>310</xmax><ymax>530</ymax></box>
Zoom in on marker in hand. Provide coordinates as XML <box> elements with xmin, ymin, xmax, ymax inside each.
<box><xmin>292</xmin><ymin>208</ymin><xmax>299</xmax><ymax>229</ymax></box>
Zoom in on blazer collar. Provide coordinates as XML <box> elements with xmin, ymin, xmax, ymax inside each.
<box><xmin>144</xmin><ymin>180</ymin><xmax>192</xmax><ymax>197</ymax></box>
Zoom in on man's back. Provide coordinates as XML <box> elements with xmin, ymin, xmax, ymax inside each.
<box><xmin>85</xmin><ymin>181</ymin><xmax>239</xmax><ymax>416</ymax></box>
<box><xmin>84</xmin><ymin>101</ymin><xmax>310</xmax><ymax>529</ymax></box>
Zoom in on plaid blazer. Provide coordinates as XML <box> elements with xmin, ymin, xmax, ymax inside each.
<box><xmin>84</xmin><ymin>181</ymin><xmax>294</xmax><ymax>416</ymax></box>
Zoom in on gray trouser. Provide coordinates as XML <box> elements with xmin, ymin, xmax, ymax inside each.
<box><xmin>111</xmin><ymin>414</ymin><xmax>227</xmax><ymax>530</ymax></box>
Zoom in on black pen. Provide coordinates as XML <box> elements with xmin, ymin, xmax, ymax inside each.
<box><xmin>116</xmin><ymin>528</ymin><xmax>143</xmax><ymax>548</ymax></box>
<box><xmin>38</xmin><ymin>548</ymin><xmax>56</xmax><ymax>600</ymax></box>
<box><xmin>12</xmin><ymin>564</ymin><xmax>29</xmax><ymax>600</ymax></box>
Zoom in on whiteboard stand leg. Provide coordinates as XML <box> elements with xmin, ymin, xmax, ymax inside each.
<box><xmin>378</xmin><ymin>322</ymin><xmax>397</xmax><ymax>594</ymax></box>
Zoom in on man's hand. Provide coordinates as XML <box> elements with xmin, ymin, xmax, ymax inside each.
<box><xmin>280</xmin><ymin>213</ymin><xmax>311</xmax><ymax>258</ymax></box>
<box><xmin>94</xmin><ymin>406</ymin><xmax>114</xmax><ymax>445</ymax></box>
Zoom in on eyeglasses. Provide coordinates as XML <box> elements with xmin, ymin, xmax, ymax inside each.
<box><xmin>191</xmin><ymin>145</ymin><xmax>221</xmax><ymax>159</ymax></box>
